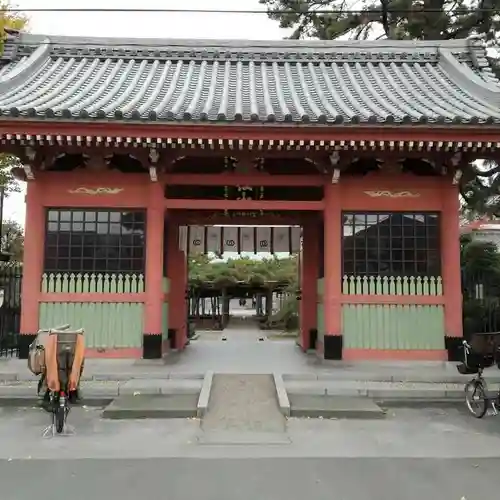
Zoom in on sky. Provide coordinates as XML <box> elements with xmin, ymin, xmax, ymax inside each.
<box><xmin>4</xmin><ymin>0</ymin><xmax>293</xmax><ymax>227</ymax></box>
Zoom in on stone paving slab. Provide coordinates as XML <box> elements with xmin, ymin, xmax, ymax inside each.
<box><xmin>289</xmin><ymin>395</ymin><xmax>386</xmax><ymax>419</ymax></box>
<box><xmin>0</xmin><ymin>396</ymin><xmax>113</xmax><ymax>407</ymax></box>
<box><xmin>102</xmin><ymin>394</ymin><xmax>199</xmax><ymax>419</ymax></box>
<box><xmin>4</xmin><ymin>367</ymin><xmax>500</xmax><ymax>384</ymax></box>
<box><xmin>284</xmin><ymin>368</ymin><xmax>500</xmax><ymax>384</ymax></box>
<box><xmin>0</xmin><ymin>379</ymin><xmax>203</xmax><ymax>399</ymax></box>
<box><xmin>0</xmin><ymin>371</ymin><xmax>205</xmax><ymax>383</ymax></box>
<box><xmin>0</xmin><ymin>380</ymin><xmax>121</xmax><ymax>400</ymax></box>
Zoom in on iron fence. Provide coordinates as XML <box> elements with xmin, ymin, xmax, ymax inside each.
<box><xmin>0</xmin><ymin>262</ymin><xmax>22</xmax><ymax>357</ymax></box>
<box><xmin>462</xmin><ymin>270</ymin><xmax>500</xmax><ymax>339</ymax></box>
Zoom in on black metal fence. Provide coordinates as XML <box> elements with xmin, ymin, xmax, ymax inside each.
<box><xmin>462</xmin><ymin>270</ymin><xmax>500</xmax><ymax>339</ymax></box>
<box><xmin>0</xmin><ymin>262</ymin><xmax>22</xmax><ymax>357</ymax></box>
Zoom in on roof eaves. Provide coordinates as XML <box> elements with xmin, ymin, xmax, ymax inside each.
<box><xmin>439</xmin><ymin>44</ymin><xmax>500</xmax><ymax>109</ymax></box>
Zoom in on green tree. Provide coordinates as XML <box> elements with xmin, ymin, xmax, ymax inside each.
<box><xmin>260</xmin><ymin>0</ymin><xmax>500</xmax><ymax>42</ymax></box>
<box><xmin>1</xmin><ymin>219</ymin><xmax>23</xmax><ymax>261</ymax></box>
<box><xmin>188</xmin><ymin>254</ymin><xmax>298</xmax><ymax>290</ymax></box>
<box><xmin>460</xmin><ymin>234</ymin><xmax>500</xmax><ymax>336</ymax></box>
<box><xmin>460</xmin><ymin>160</ymin><xmax>500</xmax><ymax>220</ymax></box>
<box><xmin>1</xmin><ymin>2</ymin><xmax>29</xmax><ymax>196</ymax></box>
<box><xmin>261</xmin><ymin>0</ymin><xmax>500</xmax><ymax>217</ymax></box>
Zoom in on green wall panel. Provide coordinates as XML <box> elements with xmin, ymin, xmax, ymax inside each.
<box><xmin>317</xmin><ymin>279</ymin><xmax>324</xmax><ymax>342</ymax></box>
<box><xmin>162</xmin><ymin>302</ymin><xmax>169</xmax><ymax>341</ymax></box>
<box><xmin>317</xmin><ymin>303</ymin><xmax>324</xmax><ymax>343</ymax></box>
<box><xmin>342</xmin><ymin>304</ymin><xmax>445</xmax><ymax>350</ymax></box>
<box><xmin>39</xmin><ymin>302</ymin><xmax>143</xmax><ymax>349</ymax></box>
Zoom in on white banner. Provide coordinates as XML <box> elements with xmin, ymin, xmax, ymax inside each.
<box><xmin>206</xmin><ymin>226</ymin><xmax>222</xmax><ymax>254</ymax></box>
<box><xmin>290</xmin><ymin>226</ymin><xmax>301</xmax><ymax>253</ymax></box>
<box><xmin>239</xmin><ymin>227</ymin><xmax>255</xmax><ymax>253</ymax></box>
<box><xmin>256</xmin><ymin>227</ymin><xmax>271</xmax><ymax>252</ymax></box>
<box><xmin>273</xmin><ymin>227</ymin><xmax>289</xmax><ymax>253</ymax></box>
<box><xmin>222</xmin><ymin>226</ymin><xmax>238</xmax><ymax>252</ymax></box>
<box><xmin>178</xmin><ymin>225</ymin><xmax>188</xmax><ymax>252</ymax></box>
<box><xmin>188</xmin><ymin>226</ymin><xmax>205</xmax><ymax>254</ymax></box>
<box><xmin>183</xmin><ymin>225</ymin><xmax>301</xmax><ymax>254</ymax></box>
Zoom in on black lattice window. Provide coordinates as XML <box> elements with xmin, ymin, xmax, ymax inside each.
<box><xmin>44</xmin><ymin>209</ymin><xmax>146</xmax><ymax>274</ymax></box>
<box><xmin>342</xmin><ymin>212</ymin><xmax>441</xmax><ymax>277</ymax></box>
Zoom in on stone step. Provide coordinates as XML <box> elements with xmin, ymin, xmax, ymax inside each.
<box><xmin>288</xmin><ymin>394</ymin><xmax>386</xmax><ymax>419</ymax></box>
<box><xmin>101</xmin><ymin>394</ymin><xmax>199</xmax><ymax>419</ymax></box>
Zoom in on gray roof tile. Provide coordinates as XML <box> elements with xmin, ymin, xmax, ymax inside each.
<box><xmin>0</xmin><ymin>33</ymin><xmax>499</xmax><ymax>125</ymax></box>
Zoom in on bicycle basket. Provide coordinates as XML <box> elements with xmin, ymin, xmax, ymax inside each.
<box><xmin>457</xmin><ymin>362</ymin><xmax>481</xmax><ymax>375</ymax></box>
<box><xmin>462</xmin><ymin>348</ymin><xmax>495</xmax><ymax>372</ymax></box>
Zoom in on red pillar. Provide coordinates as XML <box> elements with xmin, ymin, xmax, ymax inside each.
<box><xmin>19</xmin><ymin>182</ymin><xmax>45</xmax><ymax>356</ymax></box>
<box><xmin>441</xmin><ymin>185</ymin><xmax>462</xmax><ymax>355</ymax></box>
<box><xmin>300</xmin><ymin>222</ymin><xmax>319</xmax><ymax>350</ymax></box>
<box><xmin>323</xmin><ymin>183</ymin><xmax>343</xmax><ymax>359</ymax></box>
<box><xmin>143</xmin><ymin>183</ymin><xmax>165</xmax><ymax>358</ymax></box>
<box><xmin>166</xmin><ymin>222</ymin><xmax>188</xmax><ymax>350</ymax></box>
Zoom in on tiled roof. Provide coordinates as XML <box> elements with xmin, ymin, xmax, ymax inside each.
<box><xmin>0</xmin><ymin>33</ymin><xmax>500</xmax><ymax>125</ymax></box>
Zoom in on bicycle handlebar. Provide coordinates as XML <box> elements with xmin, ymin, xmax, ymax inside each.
<box><xmin>37</xmin><ymin>324</ymin><xmax>71</xmax><ymax>333</ymax></box>
<box><xmin>53</xmin><ymin>324</ymin><xmax>71</xmax><ymax>331</ymax></box>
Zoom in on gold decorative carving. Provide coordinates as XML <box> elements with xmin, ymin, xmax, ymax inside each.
<box><xmin>68</xmin><ymin>187</ymin><xmax>124</xmax><ymax>195</ymax></box>
<box><xmin>364</xmin><ymin>190</ymin><xmax>420</xmax><ymax>198</ymax></box>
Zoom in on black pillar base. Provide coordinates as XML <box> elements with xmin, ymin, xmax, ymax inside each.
<box><xmin>445</xmin><ymin>336</ymin><xmax>463</xmax><ymax>362</ymax></box>
<box><xmin>18</xmin><ymin>334</ymin><xmax>37</xmax><ymax>359</ymax></box>
<box><xmin>168</xmin><ymin>329</ymin><xmax>177</xmax><ymax>349</ymax></box>
<box><xmin>142</xmin><ymin>333</ymin><xmax>162</xmax><ymax>359</ymax></box>
<box><xmin>308</xmin><ymin>329</ymin><xmax>318</xmax><ymax>351</ymax></box>
<box><xmin>324</xmin><ymin>335</ymin><xmax>343</xmax><ymax>360</ymax></box>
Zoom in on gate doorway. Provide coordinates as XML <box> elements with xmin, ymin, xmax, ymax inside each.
<box><xmin>183</xmin><ymin>224</ymin><xmax>301</xmax><ymax>338</ymax></box>
<box><xmin>165</xmin><ymin>211</ymin><xmax>320</xmax><ymax>353</ymax></box>
<box><xmin>0</xmin><ymin>263</ymin><xmax>22</xmax><ymax>358</ymax></box>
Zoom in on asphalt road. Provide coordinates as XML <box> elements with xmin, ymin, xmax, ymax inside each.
<box><xmin>1</xmin><ymin>404</ymin><xmax>500</xmax><ymax>499</ymax></box>
<box><xmin>0</xmin><ymin>457</ymin><xmax>499</xmax><ymax>500</ymax></box>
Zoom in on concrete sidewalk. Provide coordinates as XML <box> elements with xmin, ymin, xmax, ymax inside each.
<box><xmin>0</xmin><ymin>375</ymin><xmax>495</xmax><ymax>405</ymax></box>
<box><xmin>0</xmin><ymin>378</ymin><xmax>204</xmax><ymax>406</ymax></box>
<box><xmin>2</xmin><ymin>357</ymin><xmax>500</xmax><ymax>406</ymax></box>
<box><xmin>283</xmin><ymin>365</ymin><xmax>500</xmax><ymax>384</ymax></box>
<box><xmin>0</xmin><ymin>358</ymin><xmax>204</xmax><ymax>382</ymax></box>
<box><xmin>2</xmin><ymin>357</ymin><xmax>500</xmax><ymax>383</ymax></box>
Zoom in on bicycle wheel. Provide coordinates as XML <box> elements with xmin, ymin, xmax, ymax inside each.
<box><xmin>54</xmin><ymin>405</ymin><xmax>65</xmax><ymax>433</ymax></box>
<box><xmin>464</xmin><ymin>379</ymin><xmax>488</xmax><ymax>418</ymax></box>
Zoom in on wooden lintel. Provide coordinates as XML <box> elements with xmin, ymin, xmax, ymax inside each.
<box><xmin>171</xmin><ymin>214</ymin><xmax>318</xmax><ymax>225</ymax></box>
<box><xmin>164</xmin><ymin>199</ymin><xmax>324</xmax><ymax>211</ymax></box>
<box><xmin>171</xmin><ymin>148</ymin><xmax>326</xmax><ymax>162</ymax></box>
<box><xmin>164</xmin><ymin>173</ymin><xmax>325</xmax><ymax>186</ymax></box>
